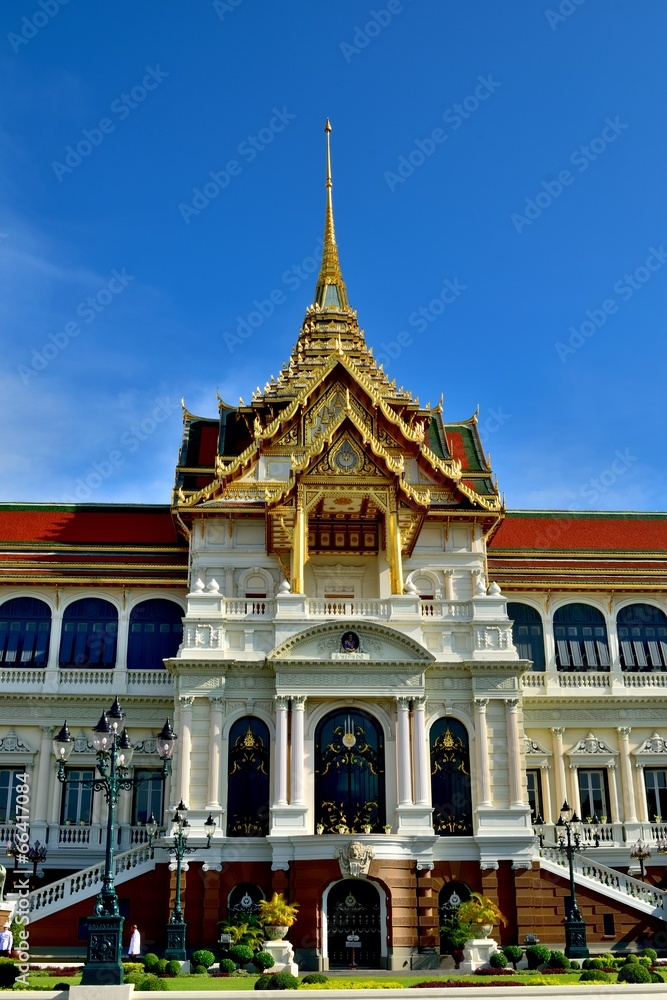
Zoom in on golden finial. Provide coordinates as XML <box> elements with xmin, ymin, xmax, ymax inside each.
<box><xmin>314</xmin><ymin>119</ymin><xmax>349</xmax><ymax>311</ymax></box>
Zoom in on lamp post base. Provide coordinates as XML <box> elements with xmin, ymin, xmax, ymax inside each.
<box><xmin>80</xmin><ymin>913</ymin><xmax>124</xmax><ymax>986</ymax></box>
<box><xmin>564</xmin><ymin>917</ymin><xmax>589</xmax><ymax>959</ymax></box>
<box><xmin>164</xmin><ymin>921</ymin><xmax>187</xmax><ymax>961</ymax></box>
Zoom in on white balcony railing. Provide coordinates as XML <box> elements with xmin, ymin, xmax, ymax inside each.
<box><xmin>420</xmin><ymin>600</ymin><xmax>472</xmax><ymax>620</ymax></box>
<box><xmin>306</xmin><ymin>599</ymin><xmax>390</xmax><ymax>618</ymax></box>
<box><xmin>557</xmin><ymin>671</ymin><xmax>610</xmax><ymax>689</ymax></box>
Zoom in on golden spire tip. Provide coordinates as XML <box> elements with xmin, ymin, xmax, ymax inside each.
<box><xmin>325</xmin><ymin>118</ymin><xmax>332</xmax><ymax>132</ymax></box>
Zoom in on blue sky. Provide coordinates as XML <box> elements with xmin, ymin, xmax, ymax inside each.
<box><xmin>1</xmin><ymin>0</ymin><xmax>665</xmax><ymax>510</ymax></box>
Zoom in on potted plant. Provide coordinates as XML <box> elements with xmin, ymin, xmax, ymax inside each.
<box><xmin>362</xmin><ymin>823</ymin><xmax>372</xmax><ymax>834</ymax></box>
<box><xmin>383</xmin><ymin>824</ymin><xmax>392</xmax><ymax>834</ymax></box>
<box><xmin>440</xmin><ymin>913</ymin><xmax>469</xmax><ymax>968</ymax></box>
<box><xmin>257</xmin><ymin>892</ymin><xmax>299</xmax><ymax>941</ymax></box>
<box><xmin>316</xmin><ymin>823</ymin><xmax>324</xmax><ymax>835</ymax></box>
<box><xmin>456</xmin><ymin>893</ymin><xmax>507</xmax><ymax>938</ymax></box>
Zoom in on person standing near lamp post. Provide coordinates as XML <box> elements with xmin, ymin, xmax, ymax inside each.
<box><xmin>127</xmin><ymin>924</ymin><xmax>141</xmax><ymax>959</ymax></box>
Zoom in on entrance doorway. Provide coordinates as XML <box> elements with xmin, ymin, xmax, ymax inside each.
<box><xmin>326</xmin><ymin>879</ymin><xmax>382</xmax><ymax>968</ymax></box>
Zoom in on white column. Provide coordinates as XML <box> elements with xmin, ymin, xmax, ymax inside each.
<box><xmin>412</xmin><ymin>697</ymin><xmax>430</xmax><ymax>805</ymax></box>
<box><xmin>550</xmin><ymin>727</ymin><xmax>567</xmax><ymax>812</ymax></box>
<box><xmin>290</xmin><ymin>696</ymin><xmax>306</xmax><ymax>805</ymax></box>
<box><xmin>474</xmin><ymin>699</ymin><xmax>492</xmax><ymax>806</ymax></box>
<box><xmin>568</xmin><ymin>764</ymin><xmax>582</xmax><ymax>817</ymax></box>
<box><xmin>34</xmin><ymin>727</ymin><xmax>53</xmax><ymax>822</ymax></box>
<box><xmin>178</xmin><ymin>697</ymin><xmax>194</xmax><ymax>807</ymax></box>
<box><xmin>617</xmin><ymin>727</ymin><xmax>637</xmax><ymax>822</ymax></box>
<box><xmin>207</xmin><ymin>697</ymin><xmax>224</xmax><ymax>810</ymax></box>
<box><xmin>274</xmin><ymin>696</ymin><xmax>289</xmax><ymax>806</ymax></box>
<box><xmin>635</xmin><ymin>764</ymin><xmax>649</xmax><ymax>824</ymax></box>
<box><xmin>505</xmin><ymin>699</ymin><xmax>523</xmax><ymax>806</ymax></box>
<box><xmin>607</xmin><ymin>762</ymin><xmax>621</xmax><ymax>824</ymax></box>
<box><xmin>443</xmin><ymin>569</ymin><xmax>454</xmax><ymax>601</ymax></box>
<box><xmin>541</xmin><ymin>764</ymin><xmax>553</xmax><ymax>824</ymax></box>
<box><xmin>396</xmin><ymin>697</ymin><xmax>413</xmax><ymax>805</ymax></box>
<box><xmin>46</xmin><ymin>608</ymin><xmax>63</xmax><ymax>671</ymax></box>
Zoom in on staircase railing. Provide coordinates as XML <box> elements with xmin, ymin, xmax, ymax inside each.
<box><xmin>29</xmin><ymin>843</ymin><xmax>156</xmax><ymax>921</ymax></box>
<box><xmin>540</xmin><ymin>847</ymin><xmax>667</xmax><ymax>918</ymax></box>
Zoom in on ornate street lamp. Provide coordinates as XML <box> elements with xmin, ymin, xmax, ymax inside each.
<box><xmin>53</xmin><ymin>704</ymin><xmax>176</xmax><ymax>986</ymax></box>
<box><xmin>630</xmin><ymin>838</ymin><xmax>651</xmax><ymax>882</ymax></box>
<box><xmin>6</xmin><ymin>838</ymin><xmax>47</xmax><ymax>890</ymax></box>
<box><xmin>163</xmin><ymin>801</ymin><xmax>216</xmax><ymax>961</ymax></box>
<box><xmin>533</xmin><ymin>801</ymin><xmax>595</xmax><ymax>958</ymax></box>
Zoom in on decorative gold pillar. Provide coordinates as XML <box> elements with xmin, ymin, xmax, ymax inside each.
<box><xmin>388</xmin><ymin>492</ymin><xmax>403</xmax><ymax>595</ymax></box>
<box><xmin>292</xmin><ymin>487</ymin><xmax>307</xmax><ymax>594</ymax></box>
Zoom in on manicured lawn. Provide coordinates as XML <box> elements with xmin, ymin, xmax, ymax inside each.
<box><xmin>25</xmin><ymin>969</ymin><xmax>595</xmax><ymax>990</ymax></box>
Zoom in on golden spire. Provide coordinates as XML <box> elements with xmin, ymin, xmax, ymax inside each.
<box><xmin>314</xmin><ymin>119</ymin><xmax>349</xmax><ymax>311</ymax></box>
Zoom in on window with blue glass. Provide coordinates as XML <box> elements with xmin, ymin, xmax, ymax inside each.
<box><xmin>315</xmin><ymin>708</ymin><xmax>385</xmax><ymax>833</ymax></box>
<box><xmin>553</xmin><ymin>603</ymin><xmax>609</xmax><ymax>671</ymax></box>
<box><xmin>226</xmin><ymin>717</ymin><xmax>270</xmax><ymax>837</ymax></box>
<box><xmin>59</xmin><ymin>598</ymin><xmax>117</xmax><ymax>668</ymax></box>
<box><xmin>507</xmin><ymin>602</ymin><xmax>546</xmax><ymax>671</ymax></box>
<box><xmin>127</xmin><ymin>599</ymin><xmax>183</xmax><ymax>670</ymax></box>
<box><xmin>430</xmin><ymin>718</ymin><xmax>472</xmax><ymax>835</ymax></box>
<box><xmin>0</xmin><ymin>597</ymin><xmax>51</xmax><ymax>667</ymax></box>
<box><xmin>60</xmin><ymin>768</ymin><xmax>94</xmax><ymax>824</ymax></box>
<box><xmin>617</xmin><ymin>604</ymin><xmax>667</xmax><ymax>671</ymax></box>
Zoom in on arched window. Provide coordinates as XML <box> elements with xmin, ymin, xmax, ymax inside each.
<box><xmin>227</xmin><ymin>883</ymin><xmax>265</xmax><ymax>919</ymax></box>
<box><xmin>553</xmin><ymin>603</ymin><xmax>609</xmax><ymax>672</ymax></box>
<box><xmin>226</xmin><ymin>717</ymin><xmax>270</xmax><ymax>837</ymax></box>
<box><xmin>0</xmin><ymin>597</ymin><xmax>51</xmax><ymax>667</ymax></box>
<box><xmin>507</xmin><ymin>603</ymin><xmax>545</xmax><ymax>671</ymax></box>
<box><xmin>315</xmin><ymin>708</ymin><xmax>385</xmax><ymax>833</ymax></box>
<box><xmin>127</xmin><ymin>599</ymin><xmax>183</xmax><ymax>670</ymax></box>
<box><xmin>617</xmin><ymin>604</ymin><xmax>667</xmax><ymax>671</ymax></box>
<box><xmin>59</xmin><ymin>598</ymin><xmax>118</xmax><ymax>668</ymax></box>
<box><xmin>430</xmin><ymin>718</ymin><xmax>472</xmax><ymax>835</ymax></box>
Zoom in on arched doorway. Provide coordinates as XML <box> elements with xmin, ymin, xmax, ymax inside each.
<box><xmin>430</xmin><ymin>718</ymin><xmax>473</xmax><ymax>835</ymax></box>
<box><xmin>325</xmin><ymin>879</ymin><xmax>382</xmax><ymax>969</ymax></box>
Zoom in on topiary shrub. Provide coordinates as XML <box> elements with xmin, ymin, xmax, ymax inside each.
<box><xmin>548</xmin><ymin>950</ymin><xmax>570</xmax><ymax>970</ymax></box>
<box><xmin>489</xmin><ymin>951</ymin><xmax>508</xmax><ymax>968</ymax></box>
<box><xmin>569</xmin><ymin>960</ymin><xmax>581</xmax><ymax>970</ymax></box>
<box><xmin>651</xmin><ymin>972</ymin><xmax>665</xmax><ymax>983</ymax></box>
<box><xmin>156</xmin><ymin>958</ymin><xmax>168</xmax><ymax>973</ymax></box>
<box><xmin>219</xmin><ymin>958</ymin><xmax>236</xmax><ymax>973</ymax></box>
<box><xmin>124</xmin><ymin>972</ymin><xmax>144</xmax><ymax>986</ymax></box>
<box><xmin>0</xmin><ymin>959</ymin><xmax>17</xmax><ymax>989</ymax></box>
<box><xmin>642</xmin><ymin>947</ymin><xmax>658</xmax><ymax>963</ymax></box>
<box><xmin>501</xmin><ymin>945</ymin><xmax>523</xmax><ymax>969</ymax></box>
<box><xmin>579</xmin><ymin>969</ymin><xmax>612</xmax><ymax>983</ymax></box>
<box><xmin>193</xmin><ymin>964</ymin><xmax>208</xmax><ymax>975</ymax></box>
<box><xmin>255</xmin><ymin>974</ymin><xmax>272</xmax><ymax>990</ymax></box>
<box><xmin>138</xmin><ymin>973</ymin><xmax>164</xmax><ymax>991</ymax></box>
<box><xmin>623</xmin><ymin>953</ymin><xmax>639</xmax><ymax>963</ymax></box>
<box><xmin>589</xmin><ymin>958</ymin><xmax>605</xmax><ymax>969</ymax></box>
<box><xmin>165</xmin><ymin>959</ymin><xmax>181</xmax><ymax>977</ymax></box>
<box><xmin>142</xmin><ymin>952</ymin><xmax>160</xmax><ymax>971</ymax></box>
<box><xmin>525</xmin><ymin>944</ymin><xmax>551</xmax><ymax>969</ymax></box>
<box><xmin>230</xmin><ymin>944</ymin><xmax>254</xmax><ymax>965</ymax></box>
<box><xmin>267</xmin><ymin>970</ymin><xmax>299</xmax><ymax>990</ymax></box>
<box><xmin>252</xmin><ymin>951</ymin><xmax>276</xmax><ymax>972</ymax></box>
<box><xmin>191</xmin><ymin>949</ymin><xmax>216</xmax><ymax>970</ymax></box>
<box><xmin>123</xmin><ymin>962</ymin><xmax>145</xmax><ymax>975</ymax></box>
<box><xmin>618</xmin><ymin>963</ymin><xmax>652</xmax><ymax>984</ymax></box>
<box><xmin>301</xmin><ymin>973</ymin><xmax>329</xmax><ymax>984</ymax></box>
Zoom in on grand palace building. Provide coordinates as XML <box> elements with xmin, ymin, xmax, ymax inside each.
<box><xmin>1</xmin><ymin>124</ymin><xmax>667</xmax><ymax>969</ymax></box>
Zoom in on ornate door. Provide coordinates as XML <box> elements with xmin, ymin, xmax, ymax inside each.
<box><xmin>326</xmin><ymin>879</ymin><xmax>381</xmax><ymax>968</ymax></box>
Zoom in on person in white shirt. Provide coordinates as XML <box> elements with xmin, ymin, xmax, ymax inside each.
<box><xmin>0</xmin><ymin>923</ymin><xmax>12</xmax><ymax>956</ymax></box>
<box><xmin>127</xmin><ymin>924</ymin><xmax>140</xmax><ymax>958</ymax></box>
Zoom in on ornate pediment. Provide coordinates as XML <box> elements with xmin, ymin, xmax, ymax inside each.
<box><xmin>634</xmin><ymin>732</ymin><xmax>667</xmax><ymax>756</ymax></box>
<box><xmin>568</xmin><ymin>732</ymin><xmax>618</xmax><ymax>757</ymax></box>
<box><xmin>267</xmin><ymin>620</ymin><xmax>435</xmax><ymax>665</ymax></box>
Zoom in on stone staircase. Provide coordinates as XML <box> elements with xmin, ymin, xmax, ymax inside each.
<box><xmin>540</xmin><ymin>847</ymin><xmax>667</xmax><ymax>920</ymax></box>
<box><xmin>27</xmin><ymin>843</ymin><xmax>156</xmax><ymax>923</ymax></box>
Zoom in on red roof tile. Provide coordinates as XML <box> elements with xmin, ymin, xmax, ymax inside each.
<box><xmin>0</xmin><ymin>506</ymin><xmax>181</xmax><ymax>546</ymax></box>
<box><xmin>490</xmin><ymin>512</ymin><xmax>667</xmax><ymax>552</ymax></box>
